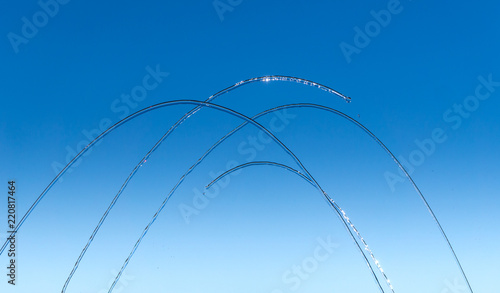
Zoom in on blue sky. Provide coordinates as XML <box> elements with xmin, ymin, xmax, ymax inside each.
<box><xmin>1</xmin><ymin>0</ymin><xmax>499</xmax><ymax>292</ymax></box>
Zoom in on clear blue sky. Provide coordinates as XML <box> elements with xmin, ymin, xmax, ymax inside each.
<box><xmin>1</xmin><ymin>0</ymin><xmax>499</xmax><ymax>292</ymax></box>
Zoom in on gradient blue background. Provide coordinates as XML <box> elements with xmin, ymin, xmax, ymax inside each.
<box><xmin>1</xmin><ymin>0</ymin><xmax>499</xmax><ymax>292</ymax></box>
